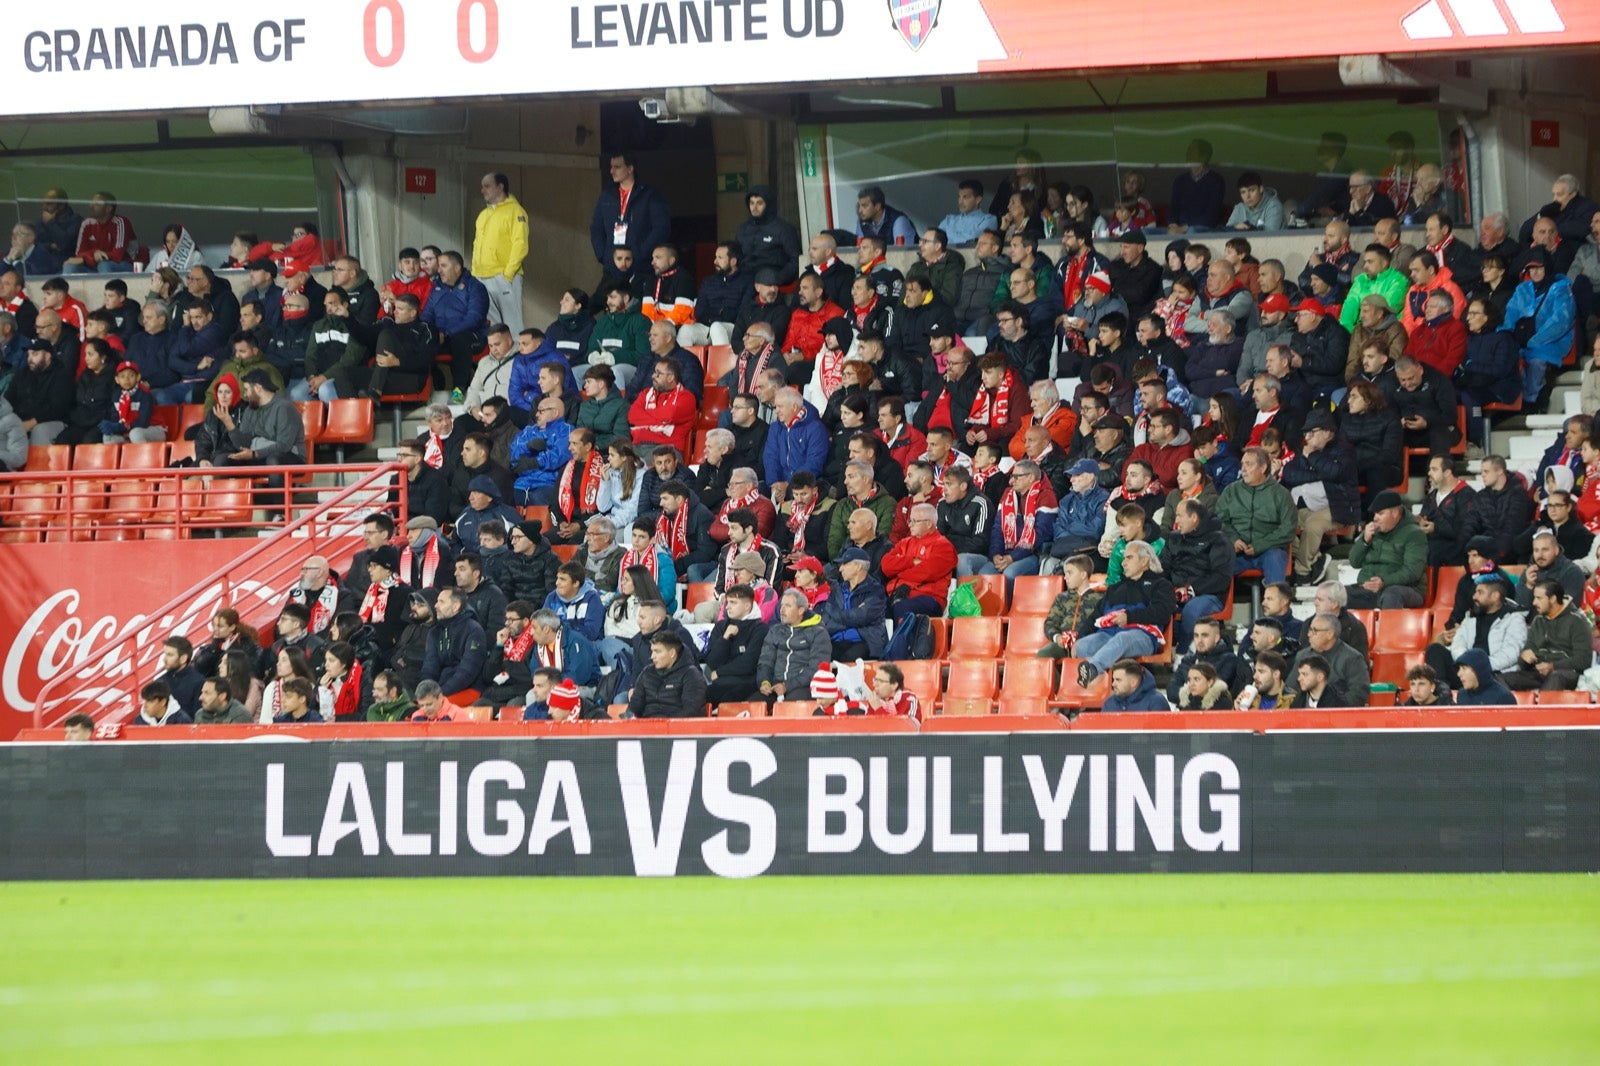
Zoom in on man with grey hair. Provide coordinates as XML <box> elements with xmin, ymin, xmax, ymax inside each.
<box><xmin>1293</xmin><ymin>612</ymin><xmax>1369</xmax><ymax>706</ymax></box>
<box><xmin>719</xmin><ymin>320</ymin><xmax>778</xmax><ymax>400</ymax></box>
<box><xmin>970</xmin><ymin>459</ymin><xmax>1055</xmax><ymax>591</ymax></box>
<box><xmin>691</xmin><ymin>426</ymin><xmax>737</xmax><ymax>509</ymax></box>
<box><xmin>881</xmin><ymin>500</ymin><xmax>957</xmax><ymax>621</ymax></box>
<box><xmin>529</xmin><ymin>604</ymin><xmax>598</xmax><ymax>687</ymax></box>
<box><xmin>627</xmin><ymin>318</ymin><xmax>703</xmax><ymax>407</ymax></box>
<box><xmin>574</xmin><ymin>514</ymin><xmax>623</xmax><ymax>597</ymax></box>
<box><xmin>1342</xmin><ymin>170</ymin><xmax>1395</xmax><ymax>228</ymax></box>
<box><xmin>758</xmin><ymin>587</ymin><xmax>832</xmax><ymax>702</ymax></box>
<box><xmin>1473</xmin><ymin>211</ymin><xmax>1519</xmax><ymax>268</ymax></box>
<box><xmin>4</xmin><ymin>221</ymin><xmax>54</xmax><ymax>277</ymax></box>
<box><xmin>763</xmin><ymin>384</ymin><xmax>827</xmax><ymax>503</ymax></box>
<box><xmin>711</xmin><ymin>464</ymin><xmax>776</xmax><ymax>541</ymax></box>
<box><xmin>1520</xmin><ymin>173</ymin><xmax>1599</xmax><ymax>246</ymax></box>
<box><xmin>409</xmin><ymin>679</ymin><xmax>464</xmax><ymax>722</ymax></box>
<box><xmin>827</xmin><ymin>459</ymin><xmax>894</xmax><ymax>558</ymax></box>
<box><xmin>1185</xmin><ymin>309</ymin><xmax>1245</xmax><ymax>414</ymax></box>
<box><xmin>417</xmin><ymin>403</ymin><xmax>465</xmax><ymax>477</ymax></box>
<box><xmin>0</xmin><ymin>309</ymin><xmax>22</xmax><ymax>373</ymax></box>
<box><xmin>1185</xmin><ymin>260</ymin><xmax>1255</xmax><ymax>339</ymax></box>
<box><xmin>1072</xmin><ymin>538</ymin><xmax>1174</xmax><ymax>686</ymax></box>
<box><xmin>1313</xmin><ymin>579</ymin><xmax>1368</xmax><ymax>659</ymax></box>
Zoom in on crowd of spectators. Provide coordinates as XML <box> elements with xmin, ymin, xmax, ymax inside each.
<box><xmin>20</xmin><ymin>151</ymin><xmax>1600</xmax><ymax>720</ymax></box>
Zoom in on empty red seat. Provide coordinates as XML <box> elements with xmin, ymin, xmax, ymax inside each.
<box><xmin>1001</xmin><ymin>656</ymin><xmax>1056</xmax><ymax>700</ymax></box>
<box><xmin>1377</xmin><ymin>609</ymin><xmax>1431</xmax><ymax>652</ymax></box>
<box><xmin>947</xmin><ymin>616</ymin><xmax>1003</xmax><ymax>659</ymax></box>
<box><xmin>119</xmin><ymin>442</ymin><xmax>167</xmax><ymax>470</ymax></box>
<box><xmin>72</xmin><ymin>443</ymin><xmax>120</xmax><ymax>472</ymax></box>
<box><xmin>1009</xmin><ymin>576</ymin><xmax>1063</xmax><ymax>616</ymax></box>
<box><xmin>944</xmin><ymin>659</ymin><xmax>998</xmax><ymax>701</ymax></box>
<box><xmin>23</xmin><ymin>445</ymin><xmax>70</xmax><ymax>472</ymax></box>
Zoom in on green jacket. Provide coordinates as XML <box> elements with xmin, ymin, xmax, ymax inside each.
<box><xmin>589</xmin><ymin>311</ymin><xmax>652</xmax><ymax>367</ymax></box>
<box><xmin>1526</xmin><ymin>604</ymin><xmax>1595</xmax><ymax>672</ymax></box>
<box><xmin>577</xmin><ymin>392</ymin><xmax>630</xmax><ymax>449</ymax></box>
<box><xmin>826</xmin><ymin>491</ymin><xmax>897</xmax><ymax>559</ymax></box>
<box><xmin>366</xmin><ymin>696</ymin><xmax>416</xmax><ymax>723</ymax></box>
<box><xmin>1215</xmin><ymin>477</ymin><xmax>1297</xmax><ymax>554</ymax></box>
<box><xmin>304</xmin><ymin>314</ymin><xmax>368</xmax><ymax>379</ymax></box>
<box><xmin>1107</xmin><ymin>535</ymin><xmax>1165</xmax><ymax>585</ymax></box>
<box><xmin>907</xmin><ymin>250</ymin><xmax>966</xmax><ymax>308</ymax></box>
<box><xmin>1339</xmin><ymin>268</ymin><xmax>1409</xmax><ymax>330</ymax></box>
<box><xmin>1348</xmin><ymin>510</ymin><xmax>1428</xmax><ymax>594</ymax></box>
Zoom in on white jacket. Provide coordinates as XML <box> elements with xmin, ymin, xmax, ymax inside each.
<box><xmin>1448</xmin><ymin>609</ymin><xmax>1529</xmax><ymax>674</ymax></box>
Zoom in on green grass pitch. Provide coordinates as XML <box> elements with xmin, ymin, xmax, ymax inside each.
<box><xmin>2</xmin><ymin>875</ymin><xmax>1596</xmax><ymax>1063</ymax></box>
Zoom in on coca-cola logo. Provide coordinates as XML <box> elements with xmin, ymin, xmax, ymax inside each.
<box><xmin>3</xmin><ymin>579</ymin><xmax>285</xmax><ymax>723</ymax></box>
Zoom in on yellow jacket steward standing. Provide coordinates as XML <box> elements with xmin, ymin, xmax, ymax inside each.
<box><xmin>473</xmin><ymin>191</ymin><xmax>529</xmax><ymax>335</ymax></box>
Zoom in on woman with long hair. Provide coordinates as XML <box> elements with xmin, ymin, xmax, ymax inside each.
<box><xmin>597</xmin><ymin>564</ymin><xmax>666</xmax><ymax>670</ymax></box>
<box><xmin>603</xmin><ymin>442</ymin><xmax>647</xmax><ymax>532</ymax></box>
<box><xmin>219</xmin><ymin>648</ymin><xmax>264</xmax><ymax>719</ymax></box>
<box><xmin>260</xmin><ymin>645</ymin><xmax>330</xmax><ymax>723</ymax></box>
<box><xmin>1064</xmin><ymin>184</ymin><xmax>1110</xmax><ymax>241</ymax></box>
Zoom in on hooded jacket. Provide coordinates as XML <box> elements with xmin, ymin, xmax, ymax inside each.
<box><xmin>1452</xmin><ymin>648</ymin><xmax>1515</xmax><ymax>706</ymax></box>
<box><xmin>1500</xmin><ymin>265</ymin><xmax>1577</xmax><ymax>366</ymax></box>
<box><xmin>0</xmin><ymin>396</ymin><xmax>25</xmax><ymax>470</ymax></box>
<box><xmin>1290</xmin><ymin>317</ymin><xmax>1353</xmax><ymax>391</ymax></box>
<box><xmin>735</xmin><ymin>184</ymin><xmax>802</xmax><ymax>286</ymax></box>
<box><xmin>1339</xmin><ymin>268</ymin><xmax>1410</xmax><ymax>331</ymax></box>
<box><xmin>545</xmin><ymin>311</ymin><xmax>595</xmax><ymax>361</ymax></box>
<box><xmin>1176</xmin><ymin>677</ymin><xmax>1234</xmax><ymax>710</ymax></box>
<box><xmin>509</xmin><ymin>417</ymin><xmax>571</xmax><ymax>493</ymax></box>
<box><xmin>1168</xmin><ymin>643</ymin><xmax>1246</xmax><ymax>704</ymax></box>
<box><xmin>758</xmin><ymin>612</ymin><xmax>832</xmax><ymax>695</ymax></box>
<box><xmin>1281</xmin><ymin>436</ymin><xmax>1362</xmax><ymax>527</ymax></box>
<box><xmin>819</xmin><ymin>576</ymin><xmax>889</xmax><ymax>659</ymax></box>
<box><xmin>1224</xmin><ymin>188</ymin><xmax>1285</xmax><ymax>231</ymax></box>
<box><xmin>542</xmin><ymin>578</ymin><xmax>605</xmax><ymax>642</ymax></box>
<box><xmin>1103</xmin><ymin>667</ymin><xmax>1172</xmax><ymax>711</ymax></box>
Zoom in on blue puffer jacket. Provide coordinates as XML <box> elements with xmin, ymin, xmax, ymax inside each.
<box><xmin>422</xmin><ymin>274</ymin><xmax>490</xmax><ymax>337</ymax></box>
<box><xmin>763</xmin><ymin>403</ymin><xmax>828</xmax><ymax>485</ymax></box>
<box><xmin>507</xmin><ymin>340</ymin><xmax>579</xmax><ymax>410</ymax></box>
<box><xmin>819</xmin><ymin>577</ymin><xmax>888</xmax><ymax>659</ymax></box>
<box><xmin>510</xmin><ymin>419</ymin><xmax>571</xmax><ymax>492</ymax></box>
<box><xmin>1500</xmin><ymin>275</ymin><xmax>1576</xmax><ymax>367</ymax></box>
<box><xmin>1057</xmin><ymin>484</ymin><xmax>1109</xmax><ymax>541</ymax></box>
<box><xmin>1103</xmin><ymin>667</ymin><xmax>1171</xmax><ymax>711</ymax></box>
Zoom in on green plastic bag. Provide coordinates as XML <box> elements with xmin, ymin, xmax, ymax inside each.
<box><xmin>947</xmin><ymin>583</ymin><xmax>983</xmax><ymax>619</ymax></box>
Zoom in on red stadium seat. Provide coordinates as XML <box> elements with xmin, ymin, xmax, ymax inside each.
<box><xmin>1536</xmin><ymin>690</ymin><xmax>1593</xmax><ymax>706</ymax></box>
<box><xmin>551</xmin><ymin>544</ymin><xmax>578</xmax><ymax>563</ymax></box>
<box><xmin>941</xmin><ymin>697</ymin><xmax>993</xmax><ymax>716</ymax></box>
<box><xmin>177</xmin><ymin>404</ymin><xmax>208</xmax><ymax>439</ymax></box>
<box><xmin>1001</xmin><ymin>656</ymin><xmax>1056</xmax><ymax>700</ymax></box>
<box><xmin>147</xmin><ymin>405</ymin><xmax>182</xmax><ymax>443</ymax></box>
<box><xmin>1008</xmin><ymin>575</ymin><xmax>1062</xmax><ymax>616</ymax></box>
<box><xmin>521</xmin><ymin>505</ymin><xmax>551</xmax><ymax>530</ymax></box>
<box><xmin>1054</xmin><ymin>665</ymin><xmax>1109</xmax><ymax>708</ymax></box>
<box><xmin>945</xmin><ymin>659</ymin><xmax>999</xmax><ymax>701</ymax></box>
<box><xmin>702</xmin><ymin>345</ymin><xmax>737</xmax><ymax>383</ymax></box>
<box><xmin>168</xmin><ymin>439</ymin><xmax>196</xmax><ymax>465</ymax></box>
<box><xmin>1005</xmin><ymin>614</ymin><xmax>1049</xmax><ymax>657</ymax></box>
<box><xmin>119</xmin><ymin>441</ymin><xmax>167</xmax><ymax>470</ymax></box>
<box><xmin>1432</xmin><ymin>567</ymin><xmax>1466</xmax><ymax>610</ymax></box>
<box><xmin>995</xmin><ymin>695</ymin><xmax>1053</xmax><ymax>716</ymax></box>
<box><xmin>947</xmin><ymin>616</ymin><xmax>1003</xmax><ymax>660</ymax></box>
<box><xmin>771</xmin><ymin>700</ymin><xmax>815</xmax><ymax>718</ymax></box>
<box><xmin>1347</xmin><ymin>609</ymin><xmax>1376</xmax><ymax>644</ymax></box>
<box><xmin>72</xmin><ymin>443</ymin><xmax>120</xmax><ymax>472</ymax></box>
<box><xmin>702</xmin><ymin>386</ymin><xmax>730</xmax><ymax>418</ymax></box>
<box><xmin>321</xmin><ymin>399</ymin><xmax>376</xmax><ymax>462</ymax></box>
<box><xmin>886</xmin><ymin>660</ymin><xmax>942</xmax><ymax>705</ymax></box>
<box><xmin>957</xmin><ymin>574</ymin><xmax>1007</xmax><ymax>616</ymax></box>
<box><xmin>1512</xmin><ymin>690</ymin><xmax>1537</xmax><ymax>706</ymax></box>
<box><xmin>684</xmin><ymin>583</ymin><xmax>716</xmax><ymax>612</ymax></box>
<box><xmin>296</xmin><ymin>402</ymin><xmax>325</xmax><ymax>461</ymax></box>
<box><xmin>713</xmin><ymin>701</ymin><xmax>769</xmax><ymax>718</ymax></box>
<box><xmin>1377</xmin><ymin>610</ymin><xmax>1431</xmax><ymax>652</ymax></box>
<box><xmin>1370</xmin><ymin>652</ymin><xmax>1424</xmax><ymax>687</ymax></box>
<box><xmin>23</xmin><ymin>445</ymin><xmax>70</xmax><ymax>472</ymax></box>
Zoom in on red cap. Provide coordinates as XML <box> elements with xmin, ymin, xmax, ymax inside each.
<box><xmin>793</xmin><ymin>555</ymin><xmax>825</xmax><ymax>577</ymax></box>
<box><xmin>1086</xmin><ymin>271</ymin><xmax>1113</xmax><ymax>295</ymax></box>
<box><xmin>1292</xmin><ymin>298</ymin><xmax>1326</xmax><ymax>317</ymax></box>
<box><xmin>115</xmin><ymin>360</ymin><xmax>139</xmax><ymax>375</ymax></box>
<box><xmin>1259</xmin><ymin>294</ymin><xmax>1291</xmax><ymax>315</ymax></box>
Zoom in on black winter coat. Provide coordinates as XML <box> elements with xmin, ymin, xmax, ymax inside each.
<box><xmin>1288</xmin><ymin>318</ymin><xmax>1351</xmax><ymax>391</ymax></box>
<box><xmin>1158</xmin><ymin>513</ymin><xmax>1234</xmax><ymax>598</ymax></box>
<box><xmin>502</xmin><ymin>542</ymin><xmax>562</xmax><ymax>607</ymax></box>
<box><xmin>627</xmin><ymin>654</ymin><xmax>708</xmax><ymax>719</ymax></box>
<box><xmin>704</xmin><ymin>617</ymin><xmax>769</xmax><ymax>686</ymax></box>
<box><xmin>1096</xmin><ymin>570</ymin><xmax>1177</xmax><ymax>632</ymax></box>
<box><xmin>1338</xmin><ymin>405</ymin><xmax>1403</xmax><ymax>474</ymax></box>
<box><xmin>1280</xmin><ymin>438</ymin><xmax>1361</xmax><ymax>526</ymax></box>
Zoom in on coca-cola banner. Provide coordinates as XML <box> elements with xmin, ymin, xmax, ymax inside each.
<box><xmin>0</xmin><ymin>541</ymin><xmax>333</xmax><ymax>738</ymax></box>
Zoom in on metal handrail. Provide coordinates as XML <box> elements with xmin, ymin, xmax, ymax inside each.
<box><xmin>30</xmin><ymin>462</ymin><xmax>407</xmax><ymax>727</ymax></box>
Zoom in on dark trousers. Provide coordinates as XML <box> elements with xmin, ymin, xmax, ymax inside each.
<box><xmin>1500</xmin><ymin>666</ymin><xmax>1579</xmax><ymax>691</ymax></box>
<box><xmin>440</xmin><ymin>331</ymin><xmax>487</xmax><ymax>389</ymax></box>
<box><xmin>892</xmin><ymin>595</ymin><xmax>943</xmax><ymax>621</ymax></box>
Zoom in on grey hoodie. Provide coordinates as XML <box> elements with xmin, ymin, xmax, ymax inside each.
<box><xmin>0</xmin><ymin>396</ymin><xmax>26</xmax><ymax>471</ymax></box>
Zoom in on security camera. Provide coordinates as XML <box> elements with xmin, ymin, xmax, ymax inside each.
<box><xmin>639</xmin><ymin>98</ymin><xmax>671</xmax><ymax>121</ymax></box>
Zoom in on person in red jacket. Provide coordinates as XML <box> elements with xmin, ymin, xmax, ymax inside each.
<box><xmin>1405</xmin><ymin>290</ymin><xmax>1467</xmax><ymax>377</ymax></box>
<box><xmin>1009</xmin><ymin>379</ymin><xmax>1077</xmax><ymax>461</ymax></box>
<box><xmin>876</xmin><ymin>394</ymin><xmax>926</xmax><ymax>473</ymax></box>
<box><xmin>880</xmin><ymin>502</ymin><xmax>957</xmax><ymax>620</ymax></box>
<box><xmin>1126</xmin><ymin>408</ymin><xmax>1195</xmax><ymax>488</ymax></box>
<box><xmin>780</xmin><ymin>273</ymin><xmax>844</xmax><ymax>365</ymax></box>
<box><xmin>63</xmin><ymin>193</ymin><xmax>136</xmax><ymax>274</ymax></box>
<box><xmin>380</xmin><ymin>246</ymin><xmax>433</xmax><ymax>318</ymax></box>
<box><xmin>628</xmin><ymin>356</ymin><xmax>697</xmax><ymax>456</ymax></box>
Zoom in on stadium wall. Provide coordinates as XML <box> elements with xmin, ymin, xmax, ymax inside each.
<box><xmin>5</xmin><ymin>730</ymin><xmax>1596</xmax><ymax>879</ymax></box>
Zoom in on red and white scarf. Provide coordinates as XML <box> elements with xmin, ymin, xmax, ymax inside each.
<box><xmin>851</xmin><ymin>294</ymin><xmax>878</xmax><ymax>330</ymax></box>
<box><xmin>423</xmin><ymin>431</ymin><xmax>445</xmax><ymax>470</ymax></box>
<box><xmin>621</xmin><ymin>545</ymin><xmax>661</xmax><ymax>581</ymax></box>
<box><xmin>114</xmin><ymin>387</ymin><xmax>139</xmax><ymax>429</ymax></box>
<box><xmin>557</xmin><ymin>450</ymin><xmax>605</xmax><ymax>520</ymax></box>
<box><xmin>720</xmin><ymin>487</ymin><xmax>762</xmax><ymax>522</ymax></box>
<box><xmin>359</xmin><ymin>578</ymin><xmax>398</xmax><ymax>625</ymax></box>
<box><xmin>967</xmin><ymin>371</ymin><xmax>1015</xmax><ymax>429</ymax></box>
<box><xmin>504</xmin><ymin>622</ymin><xmax>537</xmax><ymax>664</ymax></box>
<box><xmin>786</xmin><ymin>496</ymin><xmax>818</xmax><ymax>551</ymax></box>
<box><xmin>816</xmin><ymin>346</ymin><xmax>847</xmax><ymax>398</ymax></box>
<box><xmin>299</xmin><ymin>584</ymin><xmax>341</xmax><ymax>633</ymax></box>
<box><xmin>998</xmin><ymin>480</ymin><xmax>1045</xmax><ymax>549</ymax></box>
<box><xmin>537</xmin><ymin>637</ymin><xmax>564</xmax><ymax>671</ymax></box>
<box><xmin>1427</xmin><ymin>234</ymin><xmax>1456</xmax><ymax>259</ymax></box>
<box><xmin>971</xmin><ymin>463</ymin><xmax>1002</xmax><ymax>490</ymax></box>
<box><xmin>655</xmin><ymin>506</ymin><xmax>690</xmax><ymax>560</ymax></box>
<box><xmin>732</xmin><ymin>342</ymin><xmax>774</xmax><ymax>395</ymax></box>
<box><xmin>399</xmin><ymin>537</ymin><xmax>441</xmax><ymax>588</ymax></box>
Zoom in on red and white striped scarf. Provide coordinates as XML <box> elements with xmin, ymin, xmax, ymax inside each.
<box><xmin>998</xmin><ymin>479</ymin><xmax>1045</xmax><ymax>549</ymax></box>
<box><xmin>786</xmin><ymin>496</ymin><xmax>817</xmax><ymax>551</ymax></box>
<box><xmin>114</xmin><ymin>387</ymin><xmax>137</xmax><ymax>429</ymax></box>
<box><xmin>423</xmin><ymin>431</ymin><xmax>445</xmax><ymax>470</ymax></box>
<box><xmin>399</xmin><ymin>537</ymin><xmax>440</xmax><ymax>588</ymax></box>
<box><xmin>301</xmin><ymin>584</ymin><xmax>341</xmax><ymax>633</ymax></box>
<box><xmin>967</xmin><ymin>371</ymin><xmax>1015</xmax><ymax>430</ymax></box>
<box><xmin>621</xmin><ymin>545</ymin><xmax>660</xmax><ymax>582</ymax></box>
<box><xmin>557</xmin><ymin>450</ymin><xmax>605</xmax><ymax>520</ymax></box>
<box><xmin>504</xmin><ymin>622</ymin><xmax>537</xmax><ymax>663</ymax></box>
<box><xmin>655</xmin><ymin>505</ymin><xmax>690</xmax><ymax>559</ymax></box>
<box><xmin>331</xmin><ymin>660</ymin><xmax>363</xmax><ymax>720</ymax></box>
<box><xmin>816</xmin><ymin>346</ymin><xmax>847</xmax><ymax>398</ymax></box>
<box><xmin>732</xmin><ymin>342</ymin><xmax>774</xmax><ymax>395</ymax></box>
<box><xmin>720</xmin><ymin>486</ymin><xmax>762</xmax><ymax>522</ymax></box>
<box><xmin>359</xmin><ymin>578</ymin><xmax>397</xmax><ymax>625</ymax></box>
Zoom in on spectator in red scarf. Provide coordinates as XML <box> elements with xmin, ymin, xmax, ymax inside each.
<box><xmin>973</xmin><ymin>460</ymin><xmax>1057</xmax><ymax>590</ymax></box>
<box><xmin>550</xmin><ymin>428</ymin><xmax>610</xmax><ymax>544</ymax></box>
<box><xmin>627</xmin><ymin>357</ymin><xmax>696</xmax><ymax>456</ymax></box>
<box><xmin>964</xmin><ymin>353</ymin><xmax>1024</xmax><ymax>452</ymax></box>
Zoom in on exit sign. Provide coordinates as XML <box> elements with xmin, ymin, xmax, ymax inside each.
<box><xmin>403</xmin><ymin>167</ymin><xmax>437</xmax><ymax>195</ymax></box>
<box><xmin>716</xmin><ymin>171</ymin><xmax>749</xmax><ymax>193</ymax></box>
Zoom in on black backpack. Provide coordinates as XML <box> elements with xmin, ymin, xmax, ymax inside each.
<box><xmin>884</xmin><ymin>613</ymin><xmax>934</xmax><ymax>661</ymax></box>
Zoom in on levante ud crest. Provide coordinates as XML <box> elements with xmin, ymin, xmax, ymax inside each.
<box><xmin>888</xmin><ymin>0</ymin><xmax>941</xmax><ymax>50</ymax></box>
